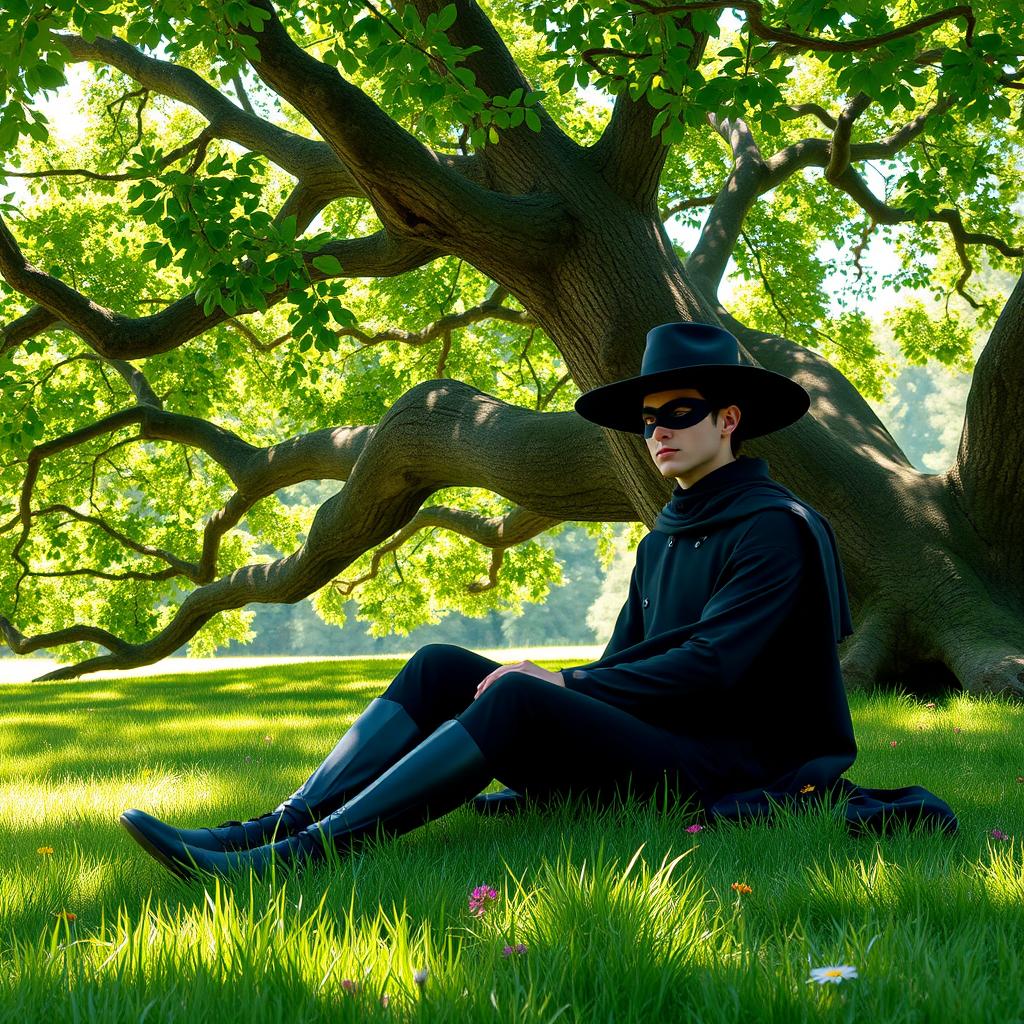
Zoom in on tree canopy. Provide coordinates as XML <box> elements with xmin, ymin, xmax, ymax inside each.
<box><xmin>1</xmin><ymin>0</ymin><xmax>1022</xmax><ymax>691</ymax></box>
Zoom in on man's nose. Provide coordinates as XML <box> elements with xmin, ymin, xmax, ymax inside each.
<box><xmin>652</xmin><ymin>424</ymin><xmax>673</xmax><ymax>441</ymax></box>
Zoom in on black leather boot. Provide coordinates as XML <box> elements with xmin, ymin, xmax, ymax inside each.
<box><xmin>120</xmin><ymin>719</ymin><xmax>492</xmax><ymax>882</ymax></box>
<box><xmin>120</xmin><ymin>697</ymin><xmax>422</xmax><ymax>854</ymax></box>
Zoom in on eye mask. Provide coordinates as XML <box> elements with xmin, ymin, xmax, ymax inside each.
<box><xmin>641</xmin><ymin>397</ymin><xmax>713</xmax><ymax>438</ymax></box>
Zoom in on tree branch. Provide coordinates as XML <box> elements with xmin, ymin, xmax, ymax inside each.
<box><xmin>0</xmin><ymin>128</ymin><xmax>213</xmax><ymax>183</ymax></box>
<box><xmin>832</xmin><ymin>163</ymin><xmax>1023</xmax><ymax>255</ymax></box>
<box><xmin>0</xmin><ymin>216</ymin><xmax>441</xmax><ymax>359</ymax></box>
<box><xmin>0</xmin><ymin>399</ymin><xmax>387</xmax><ymax>595</ymax></box>
<box><xmin>53</xmin><ymin>31</ymin><xmax>365</xmax><ymax>192</ymax></box>
<box><xmin>239</xmin><ymin>0</ymin><xmax>571</xmax><ymax>256</ymax></box>
<box><xmin>334</xmin><ymin>287</ymin><xmax>532</xmax><ymax>349</ymax></box>
<box><xmin>1</xmin><ymin>306</ymin><xmax>60</xmax><ymax>355</ymax></box>
<box><xmin>687</xmin><ymin>89</ymin><xmax>1019</xmax><ymax>297</ymax></box>
<box><xmin>2</xmin><ymin>380</ymin><xmax>636</xmax><ymax>679</ymax></box>
<box><xmin>686</xmin><ymin>115</ymin><xmax>767</xmax><ymax>295</ymax></box>
<box><xmin>332</xmin><ymin>503</ymin><xmax>560</xmax><ymax>596</ymax></box>
<box><xmin>825</xmin><ymin>92</ymin><xmax>872</xmax><ymax>182</ymax></box>
<box><xmin>660</xmin><ymin>194</ymin><xmax>718</xmax><ymax>221</ymax></box>
<box><xmin>589</xmin><ymin>20</ymin><xmax>710</xmax><ymax>212</ymax></box>
<box><xmin>624</xmin><ymin>1</ymin><xmax>975</xmax><ymax>53</ymax></box>
<box><xmin>15</xmin><ymin>504</ymin><xmax>198</xmax><ymax>579</ymax></box>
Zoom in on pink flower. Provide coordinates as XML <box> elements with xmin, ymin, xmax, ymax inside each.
<box><xmin>502</xmin><ymin>943</ymin><xmax>528</xmax><ymax>957</ymax></box>
<box><xmin>889</xmin><ymin>741</ymin><xmax>898</xmax><ymax>747</ymax></box>
<box><xmin>469</xmin><ymin>884</ymin><xmax>500</xmax><ymax>917</ymax></box>
<box><xmin>340</xmin><ymin>979</ymin><xmax>359</xmax><ymax>992</ymax></box>
<box><xmin>990</xmin><ymin>829</ymin><xmax>1010</xmax><ymax>841</ymax></box>
<box><xmin>685</xmin><ymin>824</ymin><xmax>703</xmax><ymax>834</ymax></box>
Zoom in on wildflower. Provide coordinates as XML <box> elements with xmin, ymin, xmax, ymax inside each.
<box><xmin>990</xmin><ymin>829</ymin><xmax>1010</xmax><ymax>841</ymax></box>
<box><xmin>1016</xmin><ymin>776</ymin><xmax>1024</xmax><ymax>784</ymax></box>
<box><xmin>889</xmin><ymin>741</ymin><xmax>898</xmax><ymax>748</ymax></box>
<box><xmin>953</xmin><ymin>727</ymin><xmax>961</xmax><ymax>734</ymax></box>
<box><xmin>263</xmin><ymin>734</ymin><xmax>273</xmax><ymax>744</ymax></box>
<box><xmin>685</xmin><ymin>823</ymin><xmax>703</xmax><ymax>833</ymax></box>
<box><xmin>468</xmin><ymin>884</ymin><xmax>499</xmax><ymax>917</ymax></box>
<box><xmin>924</xmin><ymin>702</ymin><xmax>936</xmax><ymax>709</ymax></box>
<box><xmin>502</xmin><ymin>943</ymin><xmax>528</xmax><ymax>957</ymax></box>
<box><xmin>730</xmin><ymin>882</ymin><xmax>752</xmax><ymax>895</ymax></box>
<box><xmin>54</xmin><ymin>911</ymin><xmax>77</xmax><ymax>922</ymax></box>
<box><xmin>413</xmin><ymin>967</ymin><xmax>429</xmax><ymax>987</ymax></box>
<box><xmin>380</xmin><ymin>993</ymin><xmax>390</xmax><ymax>1008</ymax></box>
<box><xmin>37</xmin><ymin>846</ymin><xmax>54</xmax><ymax>856</ymax></box>
<box><xmin>800</xmin><ymin>784</ymin><xmax>815</xmax><ymax>794</ymax></box>
<box><xmin>807</xmin><ymin>964</ymin><xmax>858</xmax><ymax>985</ymax></box>
<box><xmin>340</xmin><ymin>979</ymin><xmax>359</xmax><ymax>992</ymax></box>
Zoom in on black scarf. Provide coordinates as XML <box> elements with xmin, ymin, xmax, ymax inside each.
<box><xmin>653</xmin><ymin>455</ymin><xmax>854</xmax><ymax>643</ymax></box>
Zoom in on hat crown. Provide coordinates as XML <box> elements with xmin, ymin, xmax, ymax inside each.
<box><xmin>640</xmin><ymin>322</ymin><xmax>741</xmax><ymax>377</ymax></box>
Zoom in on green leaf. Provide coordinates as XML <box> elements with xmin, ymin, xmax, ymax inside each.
<box><xmin>311</xmin><ymin>254</ymin><xmax>344</xmax><ymax>276</ymax></box>
<box><xmin>436</xmin><ymin>3</ymin><xmax>457</xmax><ymax>31</ymax></box>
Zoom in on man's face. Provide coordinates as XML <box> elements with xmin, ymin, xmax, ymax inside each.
<box><xmin>642</xmin><ymin>387</ymin><xmax>741</xmax><ymax>489</ymax></box>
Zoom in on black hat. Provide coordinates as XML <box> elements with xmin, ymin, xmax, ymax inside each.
<box><xmin>574</xmin><ymin>322</ymin><xmax>809</xmax><ymax>440</ymax></box>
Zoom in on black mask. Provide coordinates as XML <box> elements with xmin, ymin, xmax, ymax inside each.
<box><xmin>641</xmin><ymin>397</ymin><xmax>713</xmax><ymax>438</ymax></box>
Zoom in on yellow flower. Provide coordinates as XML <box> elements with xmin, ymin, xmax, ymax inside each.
<box><xmin>800</xmin><ymin>784</ymin><xmax>815</xmax><ymax>794</ymax></box>
<box><xmin>731</xmin><ymin>882</ymin><xmax>752</xmax><ymax>895</ymax></box>
<box><xmin>37</xmin><ymin>846</ymin><xmax>54</xmax><ymax>855</ymax></box>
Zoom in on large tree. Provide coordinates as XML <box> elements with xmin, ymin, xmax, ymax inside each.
<box><xmin>0</xmin><ymin>0</ymin><xmax>1022</xmax><ymax>694</ymax></box>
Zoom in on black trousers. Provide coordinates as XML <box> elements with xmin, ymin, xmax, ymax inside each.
<box><xmin>379</xmin><ymin>643</ymin><xmax>723</xmax><ymax>810</ymax></box>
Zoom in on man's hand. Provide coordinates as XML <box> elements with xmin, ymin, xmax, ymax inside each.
<box><xmin>474</xmin><ymin>660</ymin><xmax>565</xmax><ymax>700</ymax></box>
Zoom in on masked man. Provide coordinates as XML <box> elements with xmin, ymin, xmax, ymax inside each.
<box><xmin>121</xmin><ymin>321</ymin><xmax>862</xmax><ymax>880</ymax></box>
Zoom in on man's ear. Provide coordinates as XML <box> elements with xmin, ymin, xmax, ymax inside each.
<box><xmin>718</xmin><ymin>405</ymin><xmax>741</xmax><ymax>435</ymax></box>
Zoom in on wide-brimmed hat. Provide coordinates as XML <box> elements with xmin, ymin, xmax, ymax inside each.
<box><xmin>574</xmin><ymin>322</ymin><xmax>809</xmax><ymax>440</ymax></box>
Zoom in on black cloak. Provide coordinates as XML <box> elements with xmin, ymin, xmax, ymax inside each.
<box><xmin>475</xmin><ymin>455</ymin><xmax>957</xmax><ymax>836</ymax></box>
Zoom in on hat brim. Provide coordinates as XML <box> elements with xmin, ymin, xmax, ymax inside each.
<box><xmin>574</xmin><ymin>364</ymin><xmax>810</xmax><ymax>440</ymax></box>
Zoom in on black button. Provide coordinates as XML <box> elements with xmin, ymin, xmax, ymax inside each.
<box><xmin>642</xmin><ymin>597</ymin><xmax>650</xmax><ymax>608</ymax></box>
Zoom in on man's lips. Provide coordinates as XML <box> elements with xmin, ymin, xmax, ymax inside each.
<box><xmin>656</xmin><ymin>448</ymin><xmax>677</xmax><ymax>456</ymax></box>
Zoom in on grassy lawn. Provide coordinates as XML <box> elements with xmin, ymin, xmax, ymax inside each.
<box><xmin>1</xmin><ymin>658</ymin><xmax>1022</xmax><ymax>1023</ymax></box>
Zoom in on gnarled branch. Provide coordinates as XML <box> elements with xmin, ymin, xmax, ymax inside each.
<box><xmin>2</xmin><ymin>380</ymin><xmax>635</xmax><ymax>680</ymax></box>
<box><xmin>240</xmin><ymin>0</ymin><xmax>571</xmax><ymax>257</ymax></box>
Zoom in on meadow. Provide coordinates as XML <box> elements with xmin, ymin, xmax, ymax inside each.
<box><xmin>1</xmin><ymin>658</ymin><xmax>1022</xmax><ymax>1023</ymax></box>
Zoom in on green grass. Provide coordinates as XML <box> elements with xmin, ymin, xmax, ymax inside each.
<box><xmin>1</xmin><ymin>659</ymin><xmax>1022</xmax><ymax>1023</ymax></box>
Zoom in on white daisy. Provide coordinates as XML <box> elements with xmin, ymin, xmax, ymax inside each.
<box><xmin>807</xmin><ymin>964</ymin><xmax>858</xmax><ymax>985</ymax></box>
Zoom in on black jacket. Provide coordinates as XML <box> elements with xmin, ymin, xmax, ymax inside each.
<box><xmin>557</xmin><ymin>455</ymin><xmax>956</xmax><ymax>834</ymax></box>
<box><xmin>560</xmin><ymin>455</ymin><xmax>856</xmax><ymax>796</ymax></box>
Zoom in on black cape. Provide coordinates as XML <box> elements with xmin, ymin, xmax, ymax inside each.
<box><xmin>475</xmin><ymin>456</ymin><xmax>957</xmax><ymax>836</ymax></box>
